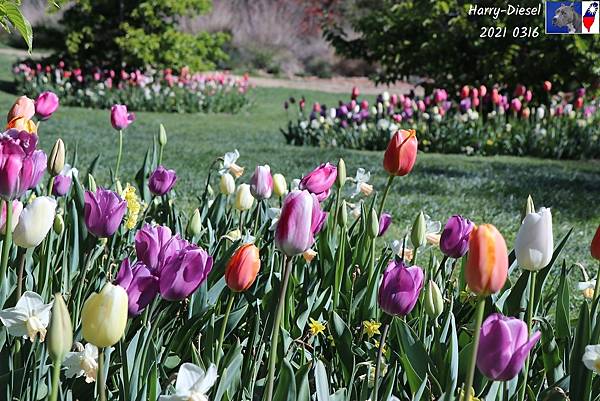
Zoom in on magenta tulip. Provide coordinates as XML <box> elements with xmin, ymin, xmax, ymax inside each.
<box><xmin>110</xmin><ymin>104</ymin><xmax>135</xmax><ymax>130</ymax></box>
<box><xmin>0</xmin><ymin>130</ymin><xmax>47</xmax><ymax>199</ymax></box>
<box><xmin>135</xmin><ymin>224</ymin><xmax>187</xmax><ymax>273</ymax></box>
<box><xmin>440</xmin><ymin>215</ymin><xmax>474</xmax><ymax>258</ymax></box>
<box><xmin>148</xmin><ymin>165</ymin><xmax>177</xmax><ymax>196</ymax></box>
<box><xmin>378</xmin><ymin>259</ymin><xmax>424</xmax><ymax>316</ymax></box>
<box><xmin>250</xmin><ymin>165</ymin><xmax>273</xmax><ymax>200</ymax></box>
<box><xmin>115</xmin><ymin>258</ymin><xmax>159</xmax><ymax>316</ymax></box>
<box><xmin>299</xmin><ymin>163</ymin><xmax>337</xmax><ymax>201</ymax></box>
<box><xmin>83</xmin><ymin>188</ymin><xmax>127</xmax><ymax>237</ymax></box>
<box><xmin>477</xmin><ymin>313</ymin><xmax>541</xmax><ymax>381</ymax></box>
<box><xmin>275</xmin><ymin>190</ymin><xmax>326</xmax><ymax>256</ymax></box>
<box><xmin>52</xmin><ymin>174</ymin><xmax>72</xmax><ymax>196</ymax></box>
<box><xmin>510</xmin><ymin>98</ymin><xmax>522</xmax><ymax>113</ymax></box>
<box><xmin>35</xmin><ymin>91</ymin><xmax>59</xmax><ymax>120</ymax></box>
<box><xmin>159</xmin><ymin>244</ymin><xmax>213</xmax><ymax>301</ymax></box>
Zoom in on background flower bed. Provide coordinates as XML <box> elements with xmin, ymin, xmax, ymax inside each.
<box><xmin>282</xmin><ymin>86</ymin><xmax>600</xmax><ymax>159</ymax></box>
<box><xmin>13</xmin><ymin>61</ymin><xmax>251</xmax><ymax>113</ymax></box>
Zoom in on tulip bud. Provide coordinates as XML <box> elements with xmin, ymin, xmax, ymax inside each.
<box><xmin>225</xmin><ymin>244</ymin><xmax>261</xmax><ymax>292</ymax></box>
<box><xmin>48</xmin><ymin>293</ymin><xmax>73</xmax><ymax>362</ymax></box>
<box><xmin>424</xmin><ymin>280</ymin><xmax>444</xmax><ymax>319</ymax></box>
<box><xmin>53</xmin><ymin>213</ymin><xmax>64</xmax><ymax>235</ymax></box>
<box><xmin>48</xmin><ymin>138</ymin><xmax>65</xmax><ymax>177</ymax></box>
<box><xmin>220</xmin><ymin>173</ymin><xmax>235</xmax><ymax>195</ymax></box>
<box><xmin>338</xmin><ymin>200</ymin><xmax>348</xmax><ymax>227</ymax></box>
<box><xmin>235</xmin><ymin>184</ymin><xmax>254</xmax><ymax>211</ymax></box>
<box><xmin>81</xmin><ymin>283</ymin><xmax>128</xmax><ymax>347</ymax></box>
<box><xmin>411</xmin><ymin>211</ymin><xmax>426</xmax><ymax>248</ymax></box>
<box><xmin>515</xmin><ymin>207</ymin><xmax>553</xmax><ymax>271</ymax></box>
<box><xmin>186</xmin><ymin>208</ymin><xmax>202</xmax><ymax>237</ymax></box>
<box><xmin>87</xmin><ymin>174</ymin><xmax>97</xmax><ymax>192</ymax></box>
<box><xmin>158</xmin><ymin>124</ymin><xmax>168</xmax><ymax>146</ymax></box>
<box><xmin>367</xmin><ymin>209</ymin><xmax>379</xmax><ymax>238</ymax></box>
<box><xmin>272</xmin><ymin>173</ymin><xmax>288</xmax><ymax>197</ymax></box>
<box><xmin>336</xmin><ymin>158</ymin><xmax>346</xmax><ymax>188</ymax></box>
<box><xmin>13</xmin><ymin>196</ymin><xmax>57</xmax><ymax>248</ymax></box>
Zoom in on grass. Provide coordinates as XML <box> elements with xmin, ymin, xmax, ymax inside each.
<box><xmin>0</xmin><ymin>51</ymin><xmax>599</xmax><ymax>283</ymax></box>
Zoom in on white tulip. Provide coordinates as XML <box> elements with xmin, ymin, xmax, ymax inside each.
<box><xmin>515</xmin><ymin>207</ymin><xmax>553</xmax><ymax>271</ymax></box>
<box><xmin>159</xmin><ymin>363</ymin><xmax>217</xmax><ymax>401</ymax></box>
<box><xmin>13</xmin><ymin>196</ymin><xmax>57</xmax><ymax>248</ymax></box>
<box><xmin>219</xmin><ymin>173</ymin><xmax>235</xmax><ymax>195</ymax></box>
<box><xmin>234</xmin><ymin>184</ymin><xmax>254</xmax><ymax>211</ymax></box>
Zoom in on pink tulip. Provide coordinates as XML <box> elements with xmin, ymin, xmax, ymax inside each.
<box><xmin>524</xmin><ymin>90</ymin><xmax>533</xmax><ymax>102</ymax></box>
<box><xmin>7</xmin><ymin>96</ymin><xmax>35</xmax><ymax>123</ymax></box>
<box><xmin>35</xmin><ymin>91</ymin><xmax>59</xmax><ymax>120</ymax></box>
<box><xmin>479</xmin><ymin>85</ymin><xmax>487</xmax><ymax>97</ymax></box>
<box><xmin>0</xmin><ymin>130</ymin><xmax>47</xmax><ymax>199</ymax></box>
<box><xmin>543</xmin><ymin>81</ymin><xmax>552</xmax><ymax>92</ymax></box>
<box><xmin>250</xmin><ymin>165</ymin><xmax>273</xmax><ymax>200</ymax></box>
<box><xmin>510</xmin><ymin>98</ymin><xmax>522</xmax><ymax>113</ymax></box>
<box><xmin>299</xmin><ymin>163</ymin><xmax>337</xmax><ymax>201</ymax></box>
<box><xmin>110</xmin><ymin>104</ymin><xmax>135</xmax><ymax>130</ymax></box>
<box><xmin>460</xmin><ymin>86</ymin><xmax>470</xmax><ymax>99</ymax></box>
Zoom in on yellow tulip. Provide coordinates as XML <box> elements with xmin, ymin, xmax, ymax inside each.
<box><xmin>81</xmin><ymin>283</ymin><xmax>128</xmax><ymax>347</ymax></box>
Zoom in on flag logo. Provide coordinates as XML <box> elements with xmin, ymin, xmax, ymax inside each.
<box><xmin>584</xmin><ymin>2</ymin><xmax>599</xmax><ymax>31</ymax></box>
<box><xmin>546</xmin><ymin>2</ymin><xmax>600</xmax><ymax>34</ymax></box>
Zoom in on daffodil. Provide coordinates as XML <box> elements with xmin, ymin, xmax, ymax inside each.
<box><xmin>303</xmin><ymin>249</ymin><xmax>317</xmax><ymax>263</ymax></box>
<box><xmin>363</xmin><ymin>320</ymin><xmax>381</xmax><ymax>338</ymax></box>
<box><xmin>219</xmin><ymin>150</ymin><xmax>244</xmax><ymax>178</ymax></box>
<box><xmin>123</xmin><ymin>183</ymin><xmax>143</xmax><ymax>230</ymax></box>
<box><xmin>583</xmin><ymin>344</ymin><xmax>600</xmax><ymax>373</ymax></box>
<box><xmin>578</xmin><ymin>280</ymin><xmax>596</xmax><ymax>299</ymax></box>
<box><xmin>308</xmin><ymin>318</ymin><xmax>326</xmax><ymax>336</ymax></box>
<box><xmin>63</xmin><ymin>343</ymin><xmax>98</xmax><ymax>383</ymax></box>
<box><xmin>159</xmin><ymin>363</ymin><xmax>217</xmax><ymax>401</ymax></box>
<box><xmin>0</xmin><ymin>291</ymin><xmax>53</xmax><ymax>342</ymax></box>
<box><xmin>459</xmin><ymin>388</ymin><xmax>480</xmax><ymax>401</ymax></box>
<box><xmin>351</xmin><ymin>168</ymin><xmax>373</xmax><ymax>198</ymax></box>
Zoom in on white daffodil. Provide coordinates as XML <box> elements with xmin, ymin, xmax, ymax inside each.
<box><xmin>159</xmin><ymin>363</ymin><xmax>218</xmax><ymax>401</ymax></box>
<box><xmin>219</xmin><ymin>150</ymin><xmax>244</xmax><ymax>178</ymax></box>
<box><xmin>583</xmin><ymin>344</ymin><xmax>600</xmax><ymax>373</ymax></box>
<box><xmin>63</xmin><ymin>343</ymin><xmax>98</xmax><ymax>383</ymax></box>
<box><xmin>347</xmin><ymin>200</ymin><xmax>363</xmax><ymax>219</ymax></box>
<box><xmin>267</xmin><ymin>207</ymin><xmax>281</xmax><ymax>231</ymax></box>
<box><xmin>290</xmin><ymin>178</ymin><xmax>301</xmax><ymax>191</ymax></box>
<box><xmin>222</xmin><ymin>229</ymin><xmax>255</xmax><ymax>245</ymax></box>
<box><xmin>391</xmin><ymin>240</ymin><xmax>414</xmax><ymax>261</ymax></box>
<box><xmin>351</xmin><ymin>168</ymin><xmax>373</xmax><ymax>198</ymax></box>
<box><xmin>578</xmin><ymin>280</ymin><xmax>596</xmax><ymax>299</ymax></box>
<box><xmin>0</xmin><ymin>291</ymin><xmax>53</xmax><ymax>342</ymax></box>
<box><xmin>60</xmin><ymin>164</ymin><xmax>79</xmax><ymax>179</ymax></box>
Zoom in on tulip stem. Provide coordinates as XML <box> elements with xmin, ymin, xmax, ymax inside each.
<box><xmin>49</xmin><ymin>360</ymin><xmax>61</xmax><ymax>401</ymax></box>
<box><xmin>16</xmin><ymin>248</ymin><xmax>25</xmax><ymax>299</ymax></box>
<box><xmin>0</xmin><ymin>199</ymin><xmax>13</xmax><ymax>299</ymax></box>
<box><xmin>98</xmin><ymin>347</ymin><xmax>106</xmax><ymax>401</ymax></box>
<box><xmin>216</xmin><ymin>293</ymin><xmax>235</xmax><ymax>366</ymax></box>
<box><xmin>265</xmin><ymin>256</ymin><xmax>293</xmax><ymax>401</ymax></box>
<box><xmin>594</xmin><ymin>262</ymin><xmax>600</xmax><ymax>302</ymax></box>
<box><xmin>47</xmin><ymin>176</ymin><xmax>55</xmax><ymax>196</ymax></box>
<box><xmin>518</xmin><ymin>271</ymin><xmax>537</xmax><ymax>401</ymax></box>
<box><xmin>373</xmin><ymin>321</ymin><xmax>390</xmax><ymax>401</ymax></box>
<box><xmin>253</xmin><ymin>202</ymin><xmax>261</xmax><ymax>236</ymax></box>
<box><xmin>115</xmin><ymin>129</ymin><xmax>123</xmax><ymax>181</ymax></box>
<box><xmin>377</xmin><ymin>175</ymin><xmax>394</xmax><ymax>217</ymax></box>
<box><xmin>463</xmin><ymin>297</ymin><xmax>485</xmax><ymax>401</ymax></box>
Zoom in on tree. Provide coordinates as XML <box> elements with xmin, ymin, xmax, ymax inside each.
<box><xmin>323</xmin><ymin>0</ymin><xmax>600</xmax><ymax>89</ymax></box>
<box><xmin>58</xmin><ymin>0</ymin><xmax>229</xmax><ymax>71</ymax></box>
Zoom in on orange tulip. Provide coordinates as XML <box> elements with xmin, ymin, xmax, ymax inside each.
<box><xmin>465</xmin><ymin>224</ymin><xmax>508</xmax><ymax>295</ymax></box>
<box><xmin>591</xmin><ymin>225</ymin><xmax>600</xmax><ymax>261</ymax></box>
<box><xmin>225</xmin><ymin>244</ymin><xmax>260</xmax><ymax>292</ymax></box>
<box><xmin>383</xmin><ymin>129</ymin><xmax>418</xmax><ymax>176</ymax></box>
<box><xmin>7</xmin><ymin>117</ymin><xmax>37</xmax><ymax>133</ymax></box>
<box><xmin>7</xmin><ymin>96</ymin><xmax>35</xmax><ymax>123</ymax></box>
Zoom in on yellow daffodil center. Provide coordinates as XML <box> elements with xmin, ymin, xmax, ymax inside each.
<box><xmin>359</xmin><ymin>182</ymin><xmax>373</xmax><ymax>196</ymax></box>
<box><xmin>308</xmin><ymin>318</ymin><xmax>326</xmax><ymax>336</ymax></box>
<box><xmin>363</xmin><ymin>320</ymin><xmax>381</xmax><ymax>338</ymax></box>
<box><xmin>80</xmin><ymin>354</ymin><xmax>98</xmax><ymax>383</ymax></box>
<box><xmin>229</xmin><ymin>163</ymin><xmax>244</xmax><ymax>178</ymax></box>
<box><xmin>25</xmin><ymin>315</ymin><xmax>46</xmax><ymax>342</ymax></box>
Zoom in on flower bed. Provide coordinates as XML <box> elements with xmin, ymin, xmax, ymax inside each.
<box><xmin>13</xmin><ymin>61</ymin><xmax>252</xmax><ymax>113</ymax></box>
<box><xmin>282</xmin><ymin>84</ymin><xmax>600</xmax><ymax>159</ymax></box>
<box><xmin>1</xmin><ymin>93</ymin><xmax>599</xmax><ymax>401</ymax></box>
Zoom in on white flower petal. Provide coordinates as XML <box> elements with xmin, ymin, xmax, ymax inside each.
<box><xmin>192</xmin><ymin>363</ymin><xmax>218</xmax><ymax>394</ymax></box>
<box><xmin>175</xmin><ymin>363</ymin><xmax>206</xmax><ymax>393</ymax></box>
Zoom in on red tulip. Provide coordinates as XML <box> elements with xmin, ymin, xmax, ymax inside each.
<box><xmin>383</xmin><ymin>129</ymin><xmax>418</xmax><ymax>177</ymax></box>
<box><xmin>591</xmin><ymin>225</ymin><xmax>600</xmax><ymax>261</ymax></box>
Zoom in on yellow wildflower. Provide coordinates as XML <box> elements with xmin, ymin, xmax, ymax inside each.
<box><xmin>123</xmin><ymin>184</ymin><xmax>143</xmax><ymax>230</ymax></box>
<box><xmin>363</xmin><ymin>320</ymin><xmax>381</xmax><ymax>338</ymax></box>
<box><xmin>459</xmin><ymin>388</ymin><xmax>480</xmax><ymax>401</ymax></box>
<box><xmin>308</xmin><ymin>318</ymin><xmax>326</xmax><ymax>336</ymax></box>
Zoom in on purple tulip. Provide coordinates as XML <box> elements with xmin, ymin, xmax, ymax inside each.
<box><xmin>0</xmin><ymin>130</ymin><xmax>47</xmax><ymax>199</ymax></box>
<box><xmin>52</xmin><ymin>174</ymin><xmax>72</xmax><ymax>196</ymax></box>
<box><xmin>275</xmin><ymin>190</ymin><xmax>326</xmax><ymax>256</ymax></box>
<box><xmin>477</xmin><ymin>313</ymin><xmax>541</xmax><ymax>381</ymax></box>
<box><xmin>440</xmin><ymin>215</ymin><xmax>474</xmax><ymax>258</ymax></box>
<box><xmin>83</xmin><ymin>188</ymin><xmax>127</xmax><ymax>237</ymax></box>
<box><xmin>110</xmin><ymin>104</ymin><xmax>135</xmax><ymax>130</ymax></box>
<box><xmin>378</xmin><ymin>213</ymin><xmax>392</xmax><ymax>237</ymax></box>
<box><xmin>577</xmin><ymin>87</ymin><xmax>586</xmax><ymax>98</ymax></box>
<box><xmin>159</xmin><ymin>244</ymin><xmax>213</xmax><ymax>301</ymax></box>
<box><xmin>34</xmin><ymin>91</ymin><xmax>59</xmax><ymax>120</ymax></box>
<box><xmin>250</xmin><ymin>165</ymin><xmax>273</xmax><ymax>200</ymax></box>
<box><xmin>148</xmin><ymin>165</ymin><xmax>177</xmax><ymax>196</ymax></box>
<box><xmin>299</xmin><ymin>163</ymin><xmax>337</xmax><ymax>201</ymax></box>
<box><xmin>115</xmin><ymin>258</ymin><xmax>159</xmax><ymax>316</ymax></box>
<box><xmin>135</xmin><ymin>224</ymin><xmax>187</xmax><ymax>273</ymax></box>
<box><xmin>378</xmin><ymin>259</ymin><xmax>424</xmax><ymax>316</ymax></box>
<box><xmin>460</xmin><ymin>98</ymin><xmax>472</xmax><ymax>112</ymax></box>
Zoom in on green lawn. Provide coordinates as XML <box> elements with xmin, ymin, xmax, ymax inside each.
<box><xmin>0</xmin><ymin>52</ymin><xmax>599</xmax><ymax>281</ymax></box>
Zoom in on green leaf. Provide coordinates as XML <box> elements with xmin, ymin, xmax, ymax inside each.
<box><xmin>1</xmin><ymin>3</ymin><xmax>32</xmax><ymax>52</ymax></box>
<box><xmin>273</xmin><ymin>358</ymin><xmax>296</xmax><ymax>401</ymax></box>
<box><xmin>569</xmin><ymin>301</ymin><xmax>590</xmax><ymax>401</ymax></box>
<box><xmin>296</xmin><ymin>363</ymin><xmax>312</xmax><ymax>401</ymax></box>
<box><xmin>315</xmin><ymin>360</ymin><xmax>330</xmax><ymax>401</ymax></box>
